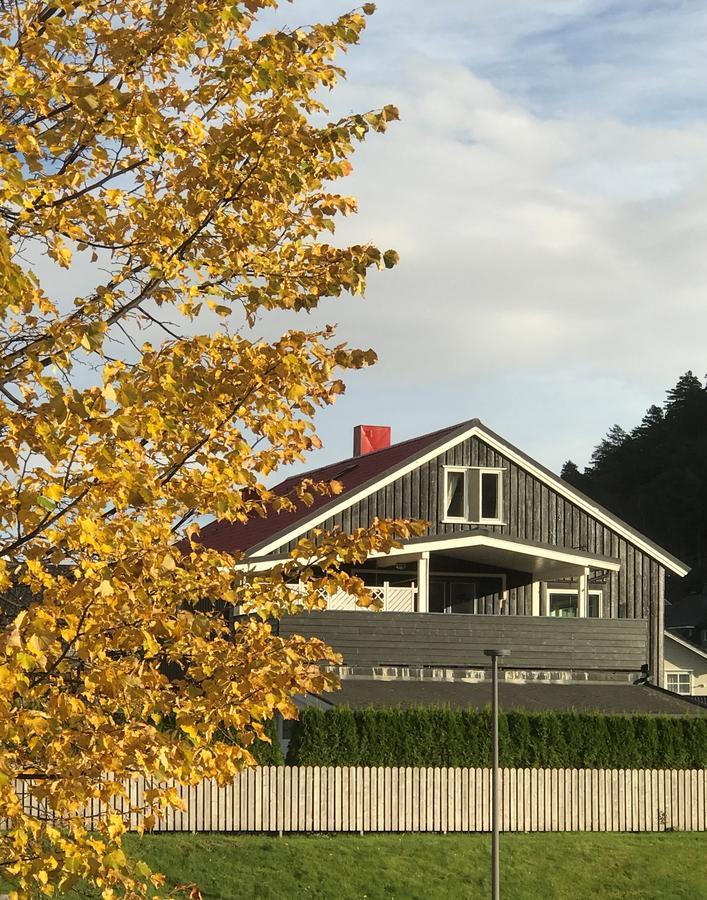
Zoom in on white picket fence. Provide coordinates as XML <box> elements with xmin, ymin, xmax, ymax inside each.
<box><xmin>11</xmin><ymin>767</ymin><xmax>707</xmax><ymax>833</ymax></box>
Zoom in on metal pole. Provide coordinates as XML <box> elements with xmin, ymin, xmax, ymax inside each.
<box><xmin>491</xmin><ymin>653</ymin><xmax>499</xmax><ymax>900</ymax></box>
<box><xmin>484</xmin><ymin>647</ymin><xmax>509</xmax><ymax>900</ymax></box>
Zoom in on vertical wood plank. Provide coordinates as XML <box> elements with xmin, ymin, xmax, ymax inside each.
<box><xmin>338</xmin><ymin>766</ymin><xmax>346</xmax><ymax>832</ymax></box>
<box><xmin>405</xmin><ymin>767</ymin><xmax>413</xmax><ymax>833</ymax></box>
<box><xmin>363</xmin><ymin>767</ymin><xmax>371</xmax><ymax>833</ymax></box>
<box><xmin>334</xmin><ymin>766</ymin><xmax>348</xmax><ymax>831</ymax></box>
<box><xmin>297</xmin><ymin>765</ymin><xmax>306</xmax><ymax>832</ymax></box>
<box><xmin>254</xmin><ymin>768</ymin><xmax>263</xmax><ymax>832</ymax></box>
<box><xmin>439</xmin><ymin>767</ymin><xmax>447</xmax><ymax>833</ymax></box>
<box><xmin>412</xmin><ymin>767</ymin><xmax>420</xmax><ymax>832</ymax></box>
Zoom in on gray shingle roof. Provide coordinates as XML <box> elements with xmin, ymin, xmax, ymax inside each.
<box><xmin>320</xmin><ymin>679</ymin><xmax>706</xmax><ymax>715</ymax></box>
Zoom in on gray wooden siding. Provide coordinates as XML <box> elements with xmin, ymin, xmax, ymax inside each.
<box><xmin>279</xmin><ymin>611</ymin><xmax>649</xmax><ymax>674</ymax></box>
<box><xmin>276</xmin><ymin>435</ymin><xmax>665</xmax><ymax>679</ymax></box>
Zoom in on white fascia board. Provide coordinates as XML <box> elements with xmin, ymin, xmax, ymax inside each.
<box><xmin>369</xmin><ymin>534</ymin><xmax>622</xmax><ymax>571</ymax></box>
<box><xmin>665</xmin><ymin>630</ymin><xmax>707</xmax><ymax>661</ymax></box>
<box><xmin>251</xmin><ymin>423</ymin><xmax>688</xmax><ymax>576</ymax></box>
<box><xmin>475</xmin><ymin>426</ymin><xmax>689</xmax><ymax>577</ymax></box>
<box><xmin>251</xmin><ymin>424</ymin><xmax>479</xmax><ymax>556</ymax></box>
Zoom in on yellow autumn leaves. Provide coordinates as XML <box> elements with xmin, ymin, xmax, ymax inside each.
<box><xmin>0</xmin><ymin>0</ymin><xmax>408</xmax><ymax>896</ymax></box>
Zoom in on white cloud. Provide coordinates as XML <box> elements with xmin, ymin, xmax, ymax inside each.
<box><xmin>18</xmin><ymin>2</ymin><xmax>707</xmax><ymax>474</ymax></box>
<box><xmin>258</xmin><ymin>7</ymin><xmax>707</xmax><ymax>470</ymax></box>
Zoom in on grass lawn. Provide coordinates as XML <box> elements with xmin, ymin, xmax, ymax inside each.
<box><xmin>110</xmin><ymin>832</ymin><xmax>707</xmax><ymax>900</ymax></box>
<box><xmin>4</xmin><ymin>832</ymin><xmax>705</xmax><ymax>898</ymax></box>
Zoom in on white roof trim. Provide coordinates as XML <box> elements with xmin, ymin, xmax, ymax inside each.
<box><xmin>368</xmin><ymin>534</ymin><xmax>622</xmax><ymax>571</ymax></box>
<box><xmin>238</xmin><ymin>533</ymin><xmax>619</xmax><ymax>575</ymax></box>
<box><xmin>473</xmin><ymin>426</ymin><xmax>689</xmax><ymax>576</ymax></box>
<box><xmin>665</xmin><ymin>630</ymin><xmax>707</xmax><ymax>661</ymax></box>
<box><xmin>251</xmin><ymin>422</ymin><xmax>688</xmax><ymax>576</ymax></box>
<box><xmin>252</xmin><ymin>425</ymin><xmax>476</xmax><ymax>556</ymax></box>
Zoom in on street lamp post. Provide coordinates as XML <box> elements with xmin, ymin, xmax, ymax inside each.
<box><xmin>484</xmin><ymin>648</ymin><xmax>510</xmax><ymax>900</ymax></box>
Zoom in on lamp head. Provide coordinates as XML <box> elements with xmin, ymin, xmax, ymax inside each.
<box><xmin>483</xmin><ymin>648</ymin><xmax>511</xmax><ymax>659</ymax></box>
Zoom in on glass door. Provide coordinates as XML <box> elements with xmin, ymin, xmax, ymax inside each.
<box><xmin>429</xmin><ymin>579</ymin><xmax>478</xmax><ymax>614</ymax></box>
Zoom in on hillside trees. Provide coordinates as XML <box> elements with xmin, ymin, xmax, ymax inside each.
<box><xmin>562</xmin><ymin>372</ymin><xmax>707</xmax><ymax>595</ymax></box>
<box><xmin>0</xmin><ymin>1</ymin><xmax>415</xmax><ymax>895</ymax></box>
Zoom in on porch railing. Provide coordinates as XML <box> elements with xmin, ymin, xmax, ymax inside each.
<box><xmin>325</xmin><ymin>583</ymin><xmax>416</xmax><ymax>613</ymax></box>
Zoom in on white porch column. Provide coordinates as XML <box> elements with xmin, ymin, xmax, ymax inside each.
<box><xmin>417</xmin><ymin>551</ymin><xmax>430</xmax><ymax>612</ymax></box>
<box><xmin>531</xmin><ymin>581</ymin><xmax>541</xmax><ymax>617</ymax></box>
<box><xmin>578</xmin><ymin>566</ymin><xmax>590</xmax><ymax>617</ymax></box>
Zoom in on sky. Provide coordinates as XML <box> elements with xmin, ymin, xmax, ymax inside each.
<box><xmin>251</xmin><ymin>0</ymin><xmax>707</xmax><ymax>475</ymax></box>
<box><xmin>28</xmin><ymin>1</ymin><xmax>707</xmax><ymax>477</ymax></box>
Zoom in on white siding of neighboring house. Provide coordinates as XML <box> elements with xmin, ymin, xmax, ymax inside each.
<box><xmin>664</xmin><ymin>633</ymin><xmax>707</xmax><ymax>696</ymax></box>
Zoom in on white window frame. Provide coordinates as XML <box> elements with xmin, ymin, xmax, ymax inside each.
<box><xmin>442</xmin><ymin>466</ymin><xmax>505</xmax><ymax>525</ymax></box>
<box><xmin>665</xmin><ymin>670</ymin><xmax>692</xmax><ymax>696</ymax></box>
<box><xmin>471</xmin><ymin>468</ymin><xmax>505</xmax><ymax>525</ymax></box>
<box><xmin>586</xmin><ymin>589</ymin><xmax>603</xmax><ymax>619</ymax></box>
<box><xmin>442</xmin><ymin>466</ymin><xmax>469</xmax><ymax>523</ymax></box>
<box><xmin>543</xmin><ymin>587</ymin><xmax>603</xmax><ymax>618</ymax></box>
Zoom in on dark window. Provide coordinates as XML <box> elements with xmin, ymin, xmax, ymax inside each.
<box><xmin>587</xmin><ymin>592</ymin><xmax>601</xmax><ymax>617</ymax></box>
<box><xmin>548</xmin><ymin>591</ymin><xmax>578</xmax><ymax>617</ymax></box>
<box><xmin>429</xmin><ymin>577</ymin><xmax>503</xmax><ymax>614</ymax></box>
<box><xmin>481</xmin><ymin>471</ymin><xmax>500</xmax><ymax>520</ymax></box>
<box><xmin>429</xmin><ymin>579</ymin><xmax>446</xmax><ymax>613</ymax></box>
<box><xmin>445</xmin><ymin>470</ymin><xmax>466</xmax><ymax>519</ymax></box>
<box><xmin>448</xmin><ymin>582</ymin><xmax>477</xmax><ymax>614</ymax></box>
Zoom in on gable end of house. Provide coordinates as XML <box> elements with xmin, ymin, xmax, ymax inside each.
<box><xmin>248</xmin><ymin>421</ymin><xmax>689</xmax><ymax>578</ymax></box>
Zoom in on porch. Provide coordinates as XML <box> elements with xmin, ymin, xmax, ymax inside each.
<box><xmin>320</xmin><ymin>531</ymin><xmax>621</xmax><ymax>617</ymax></box>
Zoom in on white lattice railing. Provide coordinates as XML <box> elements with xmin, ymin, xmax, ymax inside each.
<box><xmin>324</xmin><ymin>583</ymin><xmax>416</xmax><ymax>613</ymax></box>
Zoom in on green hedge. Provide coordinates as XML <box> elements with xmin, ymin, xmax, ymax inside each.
<box><xmin>285</xmin><ymin>707</ymin><xmax>707</xmax><ymax>769</ymax></box>
<box><xmin>250</xmin><ymin>716</ymin><xmax>285</xmax><ymax>766</ymax></box>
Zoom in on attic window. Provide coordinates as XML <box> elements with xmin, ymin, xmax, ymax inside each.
<box><xmin>480</xmin><ymin>471</ymin><xmax>501</xmax><ymax>520</ymax></box>
<box><xmin>445</xmin><ymin>469</ymin><xmax>467</xmax><ymax>520</ymax></box>
<box><xmin>442</xmin><ymin>466</ymin><xmax>505</xmax><ymax>524</ymax></box>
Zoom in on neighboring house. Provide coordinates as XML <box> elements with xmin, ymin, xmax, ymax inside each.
<box><xmin>664</xmin><ymin>594</ymin><xmax>707</xmax><ymax>697</ymax></box>
<box><xmin>198</xmin><ymin>419</ymin><xmax>699</xmax><ymax>714</ymax></box>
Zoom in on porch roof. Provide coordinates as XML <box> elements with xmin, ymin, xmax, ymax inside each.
<box><xmin>368</xmin><ymin>530</ymin><xmax>621</xmax><ymax>581</ymax></box>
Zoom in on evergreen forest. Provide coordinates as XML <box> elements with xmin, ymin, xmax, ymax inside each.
<box><xmin>561</xmin><ymin>372</ymin><xmax>707</xmax><ymax>599</ymax></box>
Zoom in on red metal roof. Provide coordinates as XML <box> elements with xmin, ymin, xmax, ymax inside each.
<box><xmin>195</xmin><ymin>420</ymin><xmax>474</xmax><ymax>555</ymax></box>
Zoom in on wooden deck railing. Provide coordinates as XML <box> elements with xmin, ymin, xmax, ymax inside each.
<box><xmin>10</xmin><ymin>767</ymin><xmax>707</xmax><ymax>833</ymax></box>
<box><xmin>326</xmin><ymin>584</ymin><xmax>416</xmax><ymax>613</ymax></box>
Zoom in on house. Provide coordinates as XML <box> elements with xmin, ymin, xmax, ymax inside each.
<box><xmin>197</xmin><ymin>419</ymin><xmax>701</xmax><ymax>715</ymax></box>
<box><xmin>664</xmin><ymin>594</ymin><xmax>707</xmax><ymax>697</ymax></box>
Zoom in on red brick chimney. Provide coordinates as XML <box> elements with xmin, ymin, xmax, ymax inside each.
<box><xmin>353</xmin><ymin>424</ymin><xmax>391</xmax><ymax>456</ymax></box>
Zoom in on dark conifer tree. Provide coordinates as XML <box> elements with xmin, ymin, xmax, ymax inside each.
<box><xmin>568</xmin><ymin>373</ymin><xmax>707</xmax><ymax>598</ymax></box>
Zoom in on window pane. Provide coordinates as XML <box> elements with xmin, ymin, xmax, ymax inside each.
<box><xmin>481</xmin><ymin>472</ymin><xmax>499</xmax><ymax>520</ymax></box>
<box><xmin>548</xmin><ymin>591</ymin><xmax>578</xmax><ymax>617</ymax></box>
<box><xmin>448</xmin><ymin>582</ymin><xmax>477</xmax><ymax>614</ymax></box>
<box><xmin>667</xmin><ymin>673</ymin><xmax>691</xmax><ymax>695</ymax></box>
<box><xmin>429</xmin><ymin>579</ymin><xmax>446</xmax><ymax>613</ymax></box>
<box><xmin>587</xmin><ymin>593</ymin><xmax>601</xmax><ymax>617</ymax></box>
<box><xmin>446</xmin><ymin>470</ymin><xmax>465</xmax><ymax>519</ymax></box>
